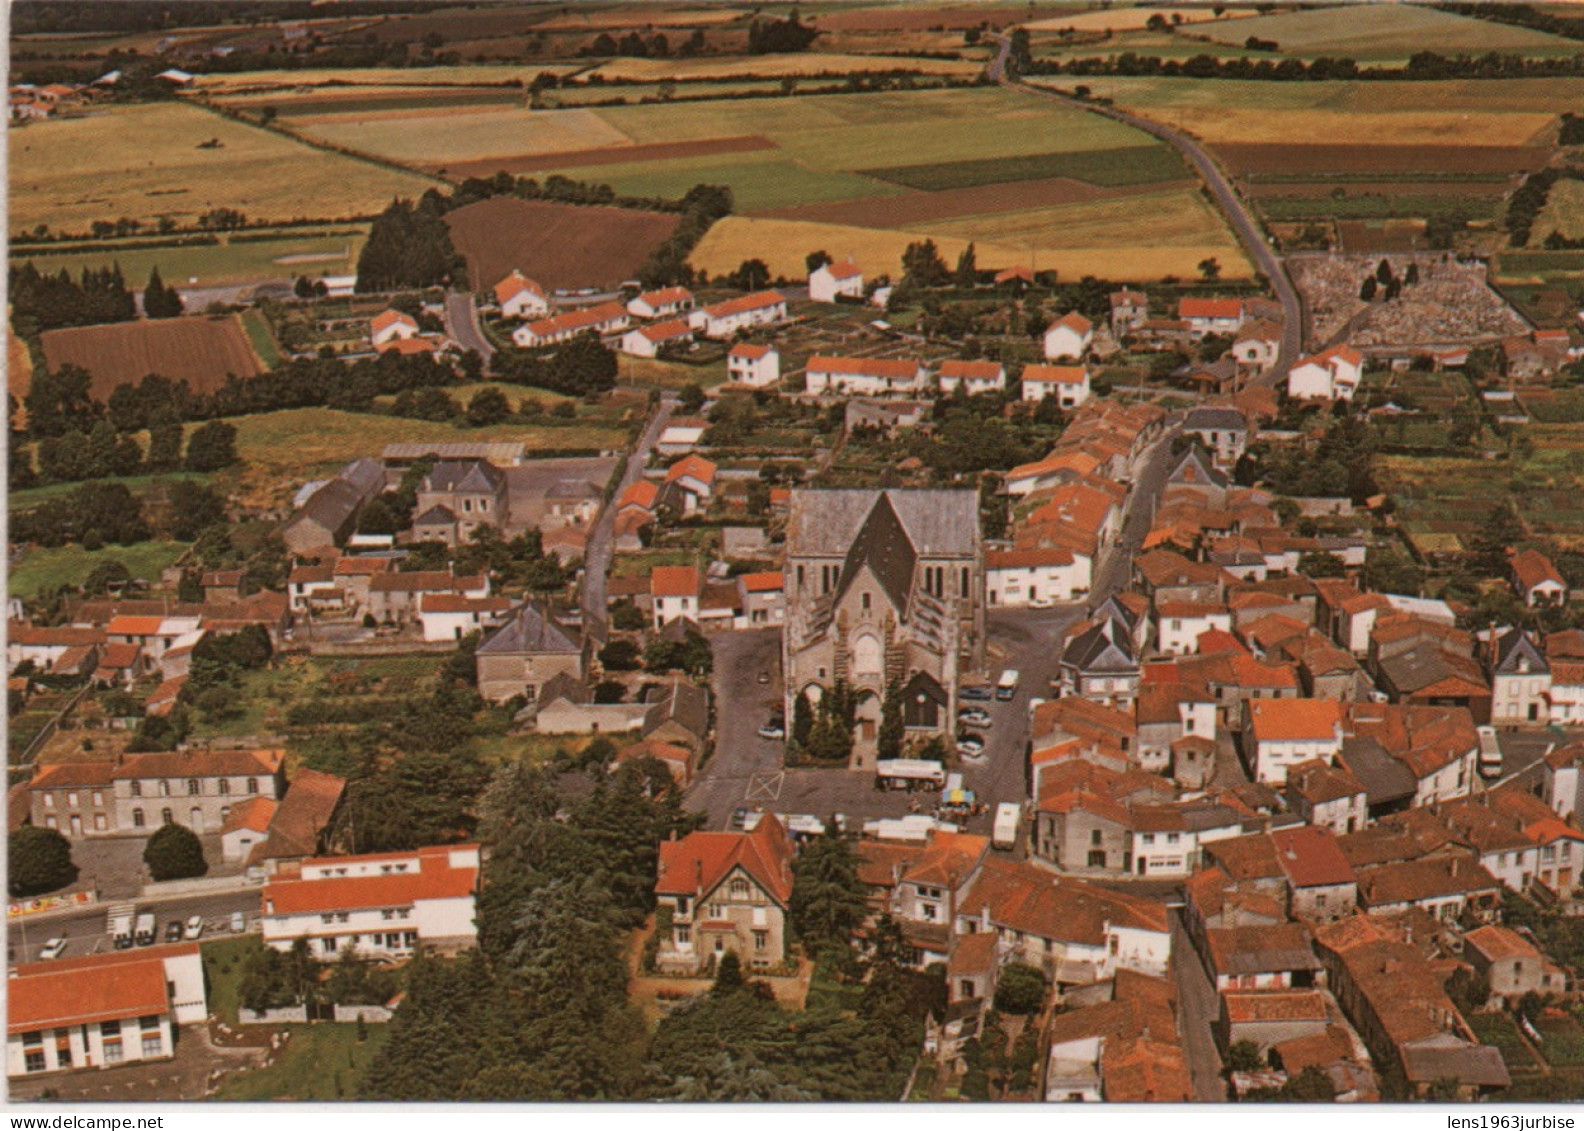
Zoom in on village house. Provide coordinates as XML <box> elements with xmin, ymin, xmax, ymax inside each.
<box><xmin>1044</xmin><ymin>971</ymin><xmax>1192</xmax><ymax>1103</ymax></box>
<box><xmin>663</xmin><ymin>454</ymin><xmax>717</xmax><ymax>516</ymax></box>
<box><xmin>364</xmin><ymin>571</ymin><xmax>491</xmax><ymax>625</ymax></box>
<box><xmin>619</xmin><ymin>319</ymin><xmax>694</xmax><ymax>359</ymax></box>
<box><xmin>1243</xmin><ymin>698</ymin><xmax>1344</xmax><ymax>785</ymax></box>
<box><xmin>1489</xmin><ymin>629</ymin><xmax>1551</xmax><ymax>726</ymax></box>
<box><xmin>1179</xmin><ymin>297</ymin><xmax>1245</xmax><ymax>338</ymax></box>
<box><xmin>1287</xmin><ymin>345</ymin><xmax>1365</xmax><ymax>402</ymax></box>
<box><xmin>1463</xmin><ymin>924</ymin><xmax>1568</xmax><ymax>1002</ymax></box>
<box><xmin>783</xmin><ymin>489</ymin><xmax>983</xmax><ymax>745</ymax></box>
<box><xmin>651</xmin><ymin>566</ymin><xmax>704</xmax><ymax>629</ymax></box>
<box><xmin>474</xmin><ymin>601</ymin><xmax>586</xmax><ymax>704</ymax></box>
<box><xmin>494</xmin><ymin>270</ymin><xmax>549</xmax><ymax>319</ymax></box>
<box><xmin>1058</xmin><ymin>600</ymin><xmax>1145</xmax><ymax>707</ymax></box>
<box><xmin>525</xmin><ymin>673</ymin><xmax>648</xmax><ymax>735</ymax></box>
<box><xmin>417</xmin><ymin>593</ymin><xmax>513</xmax><ymax>642</ymax></box>
<box><xmin>1182</xmin><ymin>407</ymin><xmax>1250</xmax><ymax>469</ymax></box>
<box><xmin>7</xmin><ymin>945</ymin><xmax>206</xmax><ymax>1079</ymax></box>
<box><xmin>738</xmin><ymin>571</ymin><xmax>786</xmax><ymax>627</ymax></box>
<box><xmin>1284</xmin><ymin>758</ymin><xmax>1368</xmax><ymax>835</ymax></box>
<box><xmin>653</xmin><ymin>813</ymin><xmax>793</xmax><ymax>973</ymax></box>
<box><xmin>512</xmin><ymin>301</ymin><xmax>629</xmax><ymax>347</ymax></box>
<box><xmin>690</xmin><ymin>290</ymin><xmax>788</xmax><ymax>339</ymax></box>
<box><xmin>1511</xmin><ymin>548</ymin><xmax>1568</xmax><ymax>608</ymax></box>
<box><xmin>1155</xmin><ymin>601</ymin><xmax>1233</xmax><ymax>656</ymax></box>
<box><xmin>369</xmin><ymin>309</ymin><xmax>419</xmax><ymax>348</ymax></box>
<box><xmin>412</xmin><ymin>460</ymin><xmax>509</xmax><ymax>545</ymax></box>
<box><xmin>1232</xmin><ymin>319</ymin><xmax>1282</xmax><ymax>371</ymax></box>
<box><xmin>1355</xmin><ymin>854</ymin><xmax>1501</xmax><ymax>921</ymax></box>
<box><xmin>1109</xmin><ymin>289</ymin><xmax>1149</xmax><ymax>335</ymax></box>
<box><xmin>807</xmin><ymin>259</ymin><xmax>864</xmax><ymax>303</ymax></box>
<box><xmin>804</xmin><ymin>355</ymin><xmax>927</xmax><ymax>397</ymax></box>
<box><xmin>1022</xmin><ymin>364</ymin><xmax>1091</xmax><ymax>408</ymax></box>
<box><xmin>261</xmin><ymin>844</ymin><xmax>481</xmax><ymax>960</ymax></box>
<box><xmin>884</xmin><ymin>830</ymin><xmax>991</xmax><ymax>965</ymax></box>
<box><xmin>1044</xmin><ymin>312</ymin><xmax>1094</xmax><ymax>360</ymax></box>
<box><xmin>985</xmin><ymin>547</ymin><xmax>1079</xmax><ymax>607</ymax></box>
<box><xmin>627</xmin><ymin>285</ymin><xmax>694</xmax><ymax>320</ymax></box>
<box><xmin>937</xmin><ymin>359</ymin><xmax>1006</xmax><ymax>397</ymax></box>
<box><xmin>281</xmin><ymin>458</ymin><xmax>387</xmax><ymax>556</ymax></box>
<box><xmin>231</xmin><ymin>767</ymin><xmax>345</xmax><ymax>873</ymax></box>
<box><xmin>726</xmin><ymin>342</ymin><xmax>780</xmax><ymax>387</ymax></box>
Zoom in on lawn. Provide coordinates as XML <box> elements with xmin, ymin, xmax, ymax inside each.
<box><xmin>10</xmin><ymin>227</ymin><xmax>367</xmax><ymax>290</ymax></box>
<box><xmin>618</xmin><ymin>354</ymin><xmax>729</xmax><ymax>390</ymax></box>
<box><xmin>240</xmin><ymin>308</ymin><xmax>286</xmax><ymax>369</ymax></box>
<box><xmin>215</xmin><ymin>1023</ymin><xmax>391</xmax><ymax>1100</ymax></box>
<box><xmin>8</xmin><ymin>103</ymin><xmax>443</xmax><ymax>234</ymax></box>
<box><xmin>8</xmin><ymin>540</ymin><xmax>188</xmax><ymax>601</ymax></box>
<box><xmin>202</xmin><ymin>935</ymin><xmax>259</xmax><ymax>1027</ymax></box>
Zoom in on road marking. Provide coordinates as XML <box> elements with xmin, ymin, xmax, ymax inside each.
<box><xmin>744</xmin><ymin>772</ymin><xmax>784</xmax><ymax>802</ymax></box>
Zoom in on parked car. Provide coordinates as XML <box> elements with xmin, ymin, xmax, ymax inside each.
<box><xmin>757</xmin><ymin>670</ymin><xmax>771</xmax><ymax>685</ymax></box>
<box><xmin>230</xmin><ymin>911</ymin><xmax>247</xmax><ymax>933</ymax></box>
<box><xmin>164</xmin><ymin>920</ymin><xmax>184</xmax><ymax>943</ymax></box>
<box><xmin>757</xmin><ymin>720</ymin><xmax>786</xmax><ymax>740</ymax></box>
<box><xmin>729</xmin><ymin>807</ymin><xmax>752</xmax><ymax>831</ymax></box>
<box><xmin>39</xmin><ymin>938</ymin><xmax>67</xmax><ymax>961</ymax></box>
<box><xmin>958</xmin><ymin>708</ymin><xmax>993</xmax><ymax>729</ymax></box>
<box><xmin>183</xmin><ymin>915</ymin><xmax>204</xmax><ymax>941</ymax></box>
<box><xmin>959</xmin><ymin>685</ymin><xmax>994</xmax><ymax>701</ymax></box>
<box><xmin>956</xmin><ymin>734</ymin><xmax>986</xmax><ymax>758</ymax></box>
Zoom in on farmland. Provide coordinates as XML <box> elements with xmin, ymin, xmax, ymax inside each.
<box><xmin>1022</xmin><ymin>6</ymin><xmax>1258</xmax><ymax>33</ymax></box>
<box><xmin>9</xmin><ymin>227</ymin><xmax>367</xmax><ymax>290</ymax></box>
<box><xmin>587</xmin><ymin>52</ymin><xmax>982</xmax><ymax>81</ymax></box>
<box><xmin>296</xmin><ymin>106</ymin><xmax>632</xmax><ymax>170</ymax></box>
<box><xmin>37</xmin><ymin>315</ymin><xmax>267</xmax><ymax>399</ymax></box>
<box><xmin>863</xmin><ymin>146</ymin><xmax>1188</xmax><ymax>191</ymax></box>
<box><xmin>1192</xmin><ymin>3</ymin><xmax>1578</xmax><ymax>58</ymax></box>
<box><xmin>1538</xmin><ymin>180</ymin><xmax>1584</xmax><ymax>243</ymax></box>
<box><xmin>186</xmin><ymin>65</ymin><xmax>585</xmax><ymax>94</ymax></box>
<box><xmin>444</xmin><ymin>196</ymin><xmax>681</xmax><ymax>291</ymax></box>
<box><xmin>8</xmin><ymin>540</ymin><xmax>189</xmax><ymax>602</ymax></box>
<box><xmin>8</xmin><ymin>102</ymin><xmax>442</xmax><ymax>235</ymax></box>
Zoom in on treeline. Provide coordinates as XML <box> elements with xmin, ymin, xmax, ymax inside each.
<box><xmin>1043</xmin><ymin>50</ymin><xmax>1584</xmax><ymax>82</ymax></box>
<box><xmin>1508</xmin><ymin>168</ymin><xmax>1584</xmax><ymax>247</ymax></box>
<box><xmin>638</xmin><ymin>183</ymin><xmax>734</xmax><ymax>288</ymax></box>
<box><xmin>747</xmin><ymin>12</ymin><xmax>820</xmax><ymax>54</ymax></box>
<box><xmin>355</xmin><ymin>196</ymin><xmax>466</xmax><ymax>293</ymax></box>
<box><xmin>1442</xmin><ymin>2</ymin><xmax>1584</xmax><ymax>43</ymax></box>
<box><xmin>493</xmin><ymin>334</ymin><xmax>620</xmax><ymax>398</ymax></box>
<box><xmin>10</xmin><ymin>262</ymin><xmax>135</xmax><ymax>332</ymax></box>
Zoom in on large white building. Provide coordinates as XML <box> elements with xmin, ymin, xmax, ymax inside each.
<box><xmin>690</xmin><ymin>290</ymin><xmax>787</xmax><ymax>339</ymax></box>
<box><xmin>1287</xmin><ymin>345</ymin><xmax>1364</xmax><ymax>401</ymax></box>
<box><xmin>727</xmin><ymin>342</ymin><xmax>780</xmax><ymax>387</ymax></box>
<box><xmin>260</xmin><ymin>844</ymin><xmax>481</xmax><ymax>960</ymax></box>
<box><xmin>986</xmin><ymin>547</ymin><xmax>1080</xmax><ymax>607</ymax></box>
<box><xmin>808</xmin><ymin>260</ymin><xmax>864</xmax><ymax>304</ymax></box>
<box><xmin>804</xmin><ymin>355</ymin><xmax>927</xmax><ymax>397</ymax></box>
<box><xmin>1243</xmin><ymin>699</ymin><xmax>1344</xmax><ymax>785</ymax></box>
<box><xmin>8</xmin><ymin>944</ymin><xmax>206</xmax><ymax>1079</ymax></box>
<box><xmin>1043</xmin><ymin>312</ymin><xmax>1093</xmax><ymax>360</ymax></box>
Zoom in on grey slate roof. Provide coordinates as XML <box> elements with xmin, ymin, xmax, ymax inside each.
<box><xmin>414</xmin><ymin>505</ymin><xmax>457</xmax><ymax>526</ymax></box>
<box><xmin>1167</xmin><ymin>446</ymin><xmax>1230</xmax><ymax>489</ymax></box>
<box><xmin>835</xmin><ymin>492</ymin><xmax>918</xmax><ymax>615</ymax></box>
<box><xmin>787</xmin><ymin>489</ymin><xmax>978</xmax><ymax>558</ymax></box>
<box><xmin>1401</xmin><ymin>1040</ymin><xmax>1510</xmax><ymax>1088</ymax></box>
<box><xmin>477</xmin><ymin>602</ymin><xmax>581</xmax><ymax>656</ymax></box>
<box><xmin>1184</xmin><ymin>407</ymin><xmax>1247</xmax><ymax>433</ymax></box>
<box><xmin>1063</xmin><ymin>619</ymin><xmax>1137</xmax><ymax>674</ymax></box>
<box><xmin>1493</xmin><ymin>628</ymin><xmax>1548</xmax><ymax>676</ymax></box>
<box><xmin>422</xmin><ymin>459</ymin><xmax>506</xmax><ymax>495</ymax></box>
<box><xmin>1339</xmin><ymin>736</ymin><xmax>1417</xmax><ymax>805</ymax></box>
<box><xmin>643</xmin><ymin>680</ymin><xmax>709</xmax><ymax>742</ymax></box>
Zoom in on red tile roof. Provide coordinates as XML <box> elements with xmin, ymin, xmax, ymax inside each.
<box><xmin>939</xmin><ymin>359</ymin><xmax>1003</xmax><ymax>381</ymax></box>
<box><xmin>701</xmin><ymin>290</ymin><xmax>785</xmax><ymax>319</ymax></box>
<box><xmin>619</xmin><ymin>479</ymin><xmax>660</xmax><ymax>510</ymax></box>
<box><xmin>741</xmin><ymin>570</ymin><xmax>783</xmax><ymax>593</ymax></box>
<box><xmin>9</xmin><ymin>944</ymin><xmax>198</xmax><ymax>1034</ymax></box>
<box><xmin>6</xmin><ymin>622</ymin><xmax>106</xmax><ymax>647</ymax></box>
<box><xmin>901</xmin><ymin>830</ymin><xmax>989</xmax><ymax>889</ymax></box>
<box><xmin>636</xmin><ymin>285</ymin><xmax>693</xmax><ymax>307</ymax></box>
<box><xmin>1271</xmin><ymin>824</ymin><xmax>1355</xmax><ymax>888</ymax></box>
<box><xmin>665</xmin><ymin>454</ymin><xmax>717</xmax><ymax>485</ymax></box>
<box><xmin>1023</xmin><ymin>363</ymin><xmax>1089</xmax><ymax>385</ymax></box>
<box><xmin>370</xmin><ymin>309</ymin><xmax>417</xmax><ymax>335</ymax></box>
<box><xmin>1179</xmin><ymin>297</ymin><xmax>1243</xmax><ymax>320</ymax></box>
<box><xmin>222</xmin><ymin>795</ymin><xmax>277</xmax><ymax>835</ymax></box>
<box><xmin>494</xmin><ymin>270</ymin><xmax>546</xmax><ymax>305</ymax></box>
<box><xmin>1050</xmin><ymin>311</ymin><xmax>1093</xmax><ymax>335</ymax></box>
<box><xmin>1513</xmin><ymin>548</ymin><xmax>1565</xmax><ymax>592</ymax></box>
<box><xmin>107</xmin><ymin>615</ymin><xmax>164</xmax><ymax>636</ymax></box>
<box><xmin>807</xmin><ymin>354</ymin><xmax>920</xmax><ymax>379</ymax></box>
<box><xmin>264</xmin><ymin>845</ymin><xmax>479</xmax><ymax>915</ymax></box>
<box><xmin>523</xmin><ymin>301</ymin><xmax>627</xmax><ymax>339</ymax></box>
<box><xmin>729</xmin><ymin>342</ymin><xmax>774</xmax><ymax>360</ymax></box>
<box><xmin>419</xmin><ymin>593</ymin><xmax>513</xmax><ymax>615</ymax></box>
<box><xmin>822</xmin><ymin>260</ymin><xmax>863</xmax><ymax>280</ymax></box>
<box><xmin>1248</xmin><ymin>698</ymin><xmax>1342</xmax><ymax>743</ymax></box>
<box><xmin>117</xmin><ymin>747</ymin><xmax>283</xmax><ymax>781</ymax></box>
<box><xmin>651</xmin><ymin>565</ymin><xmax>703</xmax><ymax>598</ymax></box>
<box><xmin>655</xmin><ymin>812</ymin><xmax>793</xmax><ymax>906</ymax></box>
<box><xmin>29</xmin><ymin>760</ymin><xmax>117</xmax><ymax>789</ymax></box>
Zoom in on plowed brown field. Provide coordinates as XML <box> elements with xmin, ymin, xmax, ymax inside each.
<box><xmin>445</xmin><ymin>196</ymin><xmax>681</xmax><ymax>291</ymax></box>
<box><xmin>1217</xmin><ymin>143</ymin><xmax>1551</xmax><ymax>178</ymax></box>
<box><xmin>440</xmin><ymin>134</ymin><xmax>777</xmax><ymax>180</ymax></box>
<box><xmin>37</xmin><ymin>315</ymin><xmax>264</xmax><ymax>397</ymax></box>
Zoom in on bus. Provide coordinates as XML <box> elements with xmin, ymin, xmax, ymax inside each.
<box><xmin>996</xmin><ymin>670</ymin><xmax>1020</xmax><ymax>701</ymax></box>
<box><xmin>875</xmin><ymin>759</ymin><xmax>947</xmax><ymax>791</ymax></box>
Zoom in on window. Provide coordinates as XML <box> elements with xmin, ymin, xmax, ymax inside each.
<box><xmin>861</xmin><ymin>592</ymin><xmax>871</xmax><ymax>611</ymax></box>
<box><xmin>132</xmin><ymin>808</ymin><xmax>145</xmax><ymax>828</ymax></box>
<box><xmin>1166</xmin><ymin>833</ymin><xmax>1180</xmax><ymax>845</ymax></box>
<box><xmin>159</xmin><ymin>780</ymin><xmax>170</xmax><ymax>797</ymax></box>
<box><xmin>753</xmin><ymin>930</ymin><xmax>768</xmax><ymax>951</ymax></box>
<box><xmin>1088</xmin><ymin>850</ymin><xmax>1107</xmax><ymax>868</ymax></box>
<box><xmin>676</xmin><ymin>926</ymin><xmax>691</xmax><ymax>946</ymax></box>
<box><xmin>44</xmin><ymin>815</ymin><xmax>57</xmax><ymax>830</ymax></box>
<box><xmin>322</xmin><ymin>938</ymin><xmax>338</xmax><ymax>955</ymax></box>
<box><xmin>1142</xmin><ymin>834</ymin><xmax>1155</xmax><ymax>846</ymax></box>
<box><xmin>94</xmin><ymin>814</ymin><xmax>107</xmax><ymax>831</ymax></box>
<box><xmin>130</xmin><ymin>781</ymin><xmax>142</xmax><ymax>798</ymax></box>
<box><xmin>218</xmin><ymin>779</ymin><xmax>229</xmax><ymax>796</ymax></box>
<box><xmin>142</xmin><ymin>1035</ymin><xmax>163</xmax><ymax>1058</ymax></box>
<box><xmin>1091</xmin><ymin>830</ymin><xmax>1103</xmax><ymax>847</ymax></box>
<box><xmin>247</xmin><ymin>778</ymin><xmax>259</xmax><ymax>795</ymax></box>
<box><xmin>91</xmin><ymin>790</ymin><xmax>103</xmax><ymax>806</ymax></box>
<box><xmin>161</xmin><ymin>808</ymin><xmax>173</xmax><ymax>825</ymax></box>
<box><xmin>67</xmin><ymin>791</ymin><xmax>78</xmax><ymax>807</ymax></box>
<box><xmin>730</xmin><ymin>879</ymin><xmax>750</xmax><ymax>900</ymax></box>
<box><xmin>43</xmin><ymin>792</ymin><xmax>54</xmax><ymax>808</ymax></box>
<box><xmin>187</xmin><ymin>778</ymin><xmax>200</xmax><ymax>795</ymax></box>
<box><xmin>25</xmin><ymin>1050</ymin><xmax>45</xmax><ymax>1073</ymax></box>
<box><xmin>102</xmin><ymin>1040</ymin><xmax>124</xmax><ymax>1064</ymax></box>
<box><xmin>921</xmin><ymin>904</ymin><xmax>938</xmax><ymax>922</ymax></box>
<box><xmin>676</xmin><ymin>898</ymin><xmax>689</xmax><ymax>916</ymax></box>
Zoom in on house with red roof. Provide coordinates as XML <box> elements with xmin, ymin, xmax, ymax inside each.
<box><xmin>619</xmin><ymin>317</ymin><xmax>695</xmax><ymax>359</ymax></box>
<box><xmin>417</xmin><ymin>593</ymin><xmax>513</xmax><ymax>642</ymax></box>
<box><xmin>1464</xmin><ymin>924</ymin><xmax>1569</xmax><ymax>1002</ymax></box>
<box><xmin>738</xmin><ymin>570</ymin><xmax>785</xmax><ymax>627</ymax></box>
<box><xmin>651</xmin><ymin>565</ymin><xmax>704</xmax><ymax>629</ymax></box>
<box><xmin>1043</xmin><ymin>311</ymin><xmax>1094</xmax><ymax>360</ymax></box>
<box><xmin>1178</xmin><ymin>297</ymin><xmax>1246</xmax><ymax>338</ymax></box>
<box><xmin>1021</xmin><ymin>363</ymin><xmax>1091</xmax><ymax>408</ymax></box>
<box><xmin>627</xmin><ymin>285</ymin><xmax>694</xmax><ymax>320</ymax></box>
<box><xmin>662</xmin><ymin>453</ymin><xmax>717</xmax><ymax>516</ymax></box>
<box><xmin>1243</xmin><ymin>698</ymin><xmax>1344</xmax><ymax>784</ymax></box>
<box><xmin>986</xmin><ymin>546</ymin><xmax>1079</xmax><ymax>607</ymax></box>
<box><xmin>690</xmin><ymin>290</ymin><xmax>787</xmax><ymax>339</ymax></box>
<box><xmin>494</xmin><ymin>270</ymin><xmax>549</xmax><ymax>319</ymax></box>
<box><xmin>804</xmin><ymin>354</ymin><xmax>927</xmax><ymax>397</ymax></box>
<box><xmin>261</xmin><ymin>844</ymin><xmax>481</xmax><ymax>961</ymax></box>
<box><xmin>7</xmin><ymin>944</ymin><xmax>205</xmax><ymax>1079</ymax></box>
<box><xmin>937</xmin><ymin>358</ymin><xmax>1006</xmax><ymax>396</ymax></box>
<box><xmin>653</xmin><ymin>812</ymin><xmax>794</xmax><ymax>972</ymax></box>
<box><xmin>1511</xmin><ymin>547</ymin><xmax>1568</xmax><ymax>608</ymax></box>
<box><xmin>1288</xmin><ymin>345</ymin><xmax>1365</xmax><ymax>402</ymax></box>
<box><xmin>883</xmin><ymin>830</ymin><xmax>990</xmax><ymax>964</ymax></box>
<box><xmin>369</xmin><ymin>308</ymin><xmax>419</xmax><ymax>348</ymax></box>
<box><xmin>726</xmin><ymin>341</ymin><xmax>780</xmax><ymax>387</ymax></box>
<box><xmin>512</xmin><ymin>301</ymin><xmax>629</xmax><ymax>348</ymax></box>
<box><xmin>808</xmin><ymin>259</ymin><xmax>864</xmax><ymax>304</ymax></box>
<box><xmin>221</xmin><ymin>796</ymin><xmax>277</xmax><ymax>864</ymax></box>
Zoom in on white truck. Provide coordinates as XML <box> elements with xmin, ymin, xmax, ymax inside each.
<box><xmin>993</xmin><ymin>802</ymin><xmax>1021</xmax><ymax>851</ymax></box>
<box><xmin>134</xmin><ymin>912</ymin><xmax>156</xmax><ymax>947</ymax></box>
<box><xmin>108</xmin><ymin>906</ymin><xmax>135</xmax><ymax>950</ymax></box>
<box><xmin>996</xmin><ymin>669</ymin><xmax>1020</xmax><ymax>701</ymax></box>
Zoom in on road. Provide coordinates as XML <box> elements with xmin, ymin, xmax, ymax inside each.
<box><xmin>8</xmin><ymin>889</ymin><xmax>260</xmax><ymax>965</ymax></box>
<box><xmin>988</xmin><ymin>34</ymin><xmax>1304</xmax><ymax>383</ymax></box>
<box><xmin>443</xmin><ymin>290</ymin><xmax>495</xmax><ymax>367</ymax></box>
<box><xmin>580</xmin><ymin>395</ymin><xmax>675</xmax><ymax>634</ymax></box>
<box><xmin>1171</xmin><ymin>910</ymin><xmax>1228</xmax><ymax>1101</ymax></box>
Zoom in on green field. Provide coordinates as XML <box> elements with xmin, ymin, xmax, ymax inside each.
<box><xmin>864</xmin><ymin>145</ymin><xmax>1189</xmax><ymax>191</ymax></box>
<box><xmin>241</xmin><ymin>307</ymin><xmax>287</xmax><ymax>368</ymax></box>
<box><xmin>216</xmin><ymin>1023</ymin><xmax>391</xmax><ymax>1100</ymax></box>
<box><xmin>10</xmin><ymin>227</ymin><xmax>365</xmax><ymax>290</ymax></box>
<box><xmin>7</xmin><ymin>540</ymin><xmax>189</xmax><ymax>600</ymax></box>
<box><xmin>1258</xmin><ymin>194</ymin><xmax>1500</xmax><ymax>223</ymax></box>
<box><xmin>1468</xmin><ymin>1012</ymin><xmax>1542</xmax><ymax>1072</ymax></box>
<box><xmin>544</xmin><ymin>150</ymin><xmax>898</xmax><ymax>212</ymax></box>
<box><xmin>1193</xmin><ymin>3</ymin><xmax>1578</xmax><ymax>58</ymax></box>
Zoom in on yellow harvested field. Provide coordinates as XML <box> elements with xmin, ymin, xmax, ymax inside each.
<box><xmin>188</xmin><ymin>65</ymin><xmax>584</xmax><ymax>92</ymax></box>
<box><xmin>590</xmin><ymin>52</ymin><xmax>982</xmax><ymax>81</ymax></box>
<box><xmin>535</xmin><ymin>7</ymin><xmax>747</xmax><ymax>29</ymax></box>
<box><xmin>295</xmin><ymin>106</ymin><xmax>632</xmax><ymax>165</ymax></box>
<box><xmin>690</xmin><ymin>212</ymin><xmax>1252</xmax><ymax>284</ymax></box>
<box><xmin>1023</xmin><ymin>6</ymin><xmax>1258</xmax><ymax>32</ymax></box>
<box><xmin>913</xmin><ymin>187</ymin><xmax>1245</xmax><ymax>252</ymax></box>
<box><xmin>9</xmin><ymin>102</ymin><xmax>443</xmax><ymax>232</ymax></box>
<box><xmin>1539</xmin><ymin>179</ymin><xmax>1584</xmax><ymax>241</ymax></box>
<box><xmin>1146</xmin><ymin>108</ymin><xmax>1555</xmax><ymax>147</ymax></box>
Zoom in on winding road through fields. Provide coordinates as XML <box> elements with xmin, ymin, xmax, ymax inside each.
<box><xmin>988</xmin><ymin>34</ymin><xmax>1304</xmax><ymax>386</ymax></box>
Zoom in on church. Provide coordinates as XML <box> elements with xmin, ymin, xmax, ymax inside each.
<box><xmin>783</xmin><ymin>489</ymin><xmax>984</xmax><ymax>758</ymax></box>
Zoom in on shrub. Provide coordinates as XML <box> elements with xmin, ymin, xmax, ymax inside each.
<box><xmin>8</xmin><ymin>826</ymin><xmax>78</xmax><ymax>897</ymax></box>
<box><xmin>992</xmin><ymin>962</ymin><xmax>1047</xmax><ymax>1015</ymax></box>
<box><xmin>143</xmin><ymin>822</ymin><xmax>208</xmax><ymax>882</ymax></box>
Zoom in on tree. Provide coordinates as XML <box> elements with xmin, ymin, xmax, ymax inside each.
<box><xmin>184</xmin><ymin>420</ymin><xmax>238</xmax><ymax>472</ymax></box>
<box><xmin>876</xmin><ymin>679</ymin><xmax>904</xmax><ymax>762</ymax></box>
<box><xmin>1197</xmin><ymin>257</ymin><xmax>1221</xmax><ymax>281</ymax></box>
<box><xmin>992</xmin><ymin>962</ymin><xmax>1047</xmax><ymax>1015</ymax></box>
<box><xmin>953</xmin><ymin>243</ymin><xmax>978</xmax><ymax>289</ymax></box>
<box><xmin>143</xmin><ymin>822</ymin><xmax>208</xmax><ymax>881</ymax></box>
<box><xmin>1470</xmin><ymin>502</ymin><xmax>1526</xmax><ymax>577</ymax></box>
<box><xmin>148</xmin><ymin>416</ymin><xmax>183</xmax><ymax>470</ymax></box>
<box><xmin>792</xmin><ymin>690</ymin><xmax>815</xmax><ymax>749</ymax></box>
<box><xmin>1226</xmin><ymin>1039</ymin><xmax>1262</xmax><ymax>1073</ymax></box>
<box><xmin>805</xmin><ymin>249</ymin><xmax>832</xmax><ymax>275</ymax></box>
<box><xmin>166</xmin><ymin>479</ymin><xmax>227</xmax><ymax>540</ymax></box>
<box><xmin>1297</xmin><ymin>550</ymin><xmax>1346</xmax><ymax>578</ymax></box>
<box><xmin>356</xmin><ymin>196</ymin><xmax>466</xmax><ymax>292</ymax></box>
<box><xmin>1376</xmin><ymin>258</ymin><xmax>1395</xmax><ymax>286</ymax></box>
<box><xmin>902</xmin><ymin>239</ymin><xmax>949</xmax><ymax>287</ymax></box>
<box><xmin>678</xmin><ymin>384</ymin><xmax>706</xmax><ymax>414</ymax></box>
<box><xmin>82</xmin><ymin>558</ymin><xmax>131</xmax><ymax>597</ymax></box>
<box><xmin>8</xmin><ymin>826</ymin><xmax>78</xmax><ymax>897</ymax></box>
<box><xmin>465</xmin><ymin>386</ymin><xmax>511</xmax><ymax>427</ymax></box>
<box><xmin>143</xmin><ymin>266</ymin><xmax>183</xmax><ymax>318</ymax></box>
<box><xmin>789</xmin><ymin>831</ymin><xmax>868</xmax><ymax>955</ymax></box>
<box><xmin>713</xmin><ymin>951</ymin><xmax>745</xmax><ymax>995</ymax></box>
<box><xmin>25</xmin><ymin>364</ymin><xmax>100</xmax><ymax>438</ymax></box>
<box><xmin>729</xmin><ymin>258</ymin><xmax>770</xmax><ymax>291</ymax></box>
<box><xmin>598</xmin><ymin>639</ymin><xmax>643</xmax><ymax>671</ymax></box>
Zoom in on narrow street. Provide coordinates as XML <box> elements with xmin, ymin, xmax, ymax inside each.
<box><xmin>580</xmin><ymin>394</ymin><xmax>674</xmax><ymax>634</ymax></box>
<box><xmin>442</xmin><ymin>289</ymin><xmax>495</xmax><ymax>367</ymax></box>
<box><xmin>1171</xmin><ymin>911</ymin><xmax>1228</xmax><ymax>1102</ymax></box>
